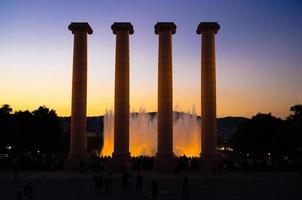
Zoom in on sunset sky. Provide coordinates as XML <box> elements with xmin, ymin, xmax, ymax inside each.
<box><xmin>0</xmin><ymin>0</ymin><xmax>301</xmax><ymax>118</ymax></box>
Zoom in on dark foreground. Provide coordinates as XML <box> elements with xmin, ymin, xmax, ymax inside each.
<box><xmin>0</xmin><ymin>170</ymin><xmax>301</xmax><ymax>200</ymax></box>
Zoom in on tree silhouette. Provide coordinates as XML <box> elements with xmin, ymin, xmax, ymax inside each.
<box><xmin>233</xmin><ymin>113</ymin><xmax>283</xmax><ymax>157</ymax></box>
<box><xmin>289</xmin><ymin>105</ymin><xmax>302</xmax><ymax>120</ymax></box>
<box><xmin>12</xmin><ymin>110</ymin><xmax>34</xmax><ymax>152</ymax></box>
<box><xmin>0</xmin><ymin>104</ymin><xmax>13</xmax><ymax>115</ymax></box>
<box><xmin>0</xmin><ymin>104</ymin><xmax>13</xmax><ymax>152</ymax></box>
<box><xmin>0</xmin><ymin>105</ymin><xmax>66</xmax><ymax>156</ymax></box>
<box><xmin>274</xmin><ymin>104</ymin><xmax>302</xmax><ymax>157</ymax></box>
<box><xmin>32</xmin><ymin>106</ymin><xmax>64</xmax><ymax>153</ymax></box>
<box><xmin>233</xmin><ymin>104</ymin><xmax>302</xmax><ymax>160</ymax></box>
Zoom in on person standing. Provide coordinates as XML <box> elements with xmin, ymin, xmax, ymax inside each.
<box><xmin>12</xmin><ymin>157</ymin><xmax>19</xmax><ymax>181</ymax></box>
<box><xmin>24</xmin><ymin>182</ymin><xmax>33</xmax><ymax>200</ymax></box>
<box><xmin>104</xmin><ymin>171</ymin><xmax>112</xmax><ymax>194</ymax></box>
<box><xmin>122</xmin><ymin>172</ymin><xmax>128</xmax><ymax>192</ymax></box>
<box><xmin>17</xmin><ymin>192</ymin><xmax>24</xmax><ymax>200</ymax></box>
<box><xmin>79</xmin><ymin>159</ymin><xmax>86</xmax><ymax>174</ymax></box>
<box><xmin>135</xmin><ymin>172</ymin><xmax>143</xmax><ymax>192</ymax></box>
<box><xmin>151</xmin><ymin>178</ymin><xmax>158</xmax><ymax>199</ymax></box>
<box><xmin>182</xmin><ymin>175</ymin><xmax>190</xmax><ymax>199</ymax></box>
<box><xmin>128</xmin><ymin>172</ymin><xmax>133</xmax><ymax>192</ymax></box>
<box><xmin>93</xmin><ymin>172</ymin><xmax>103</xmax><ymax>194</ymax></box>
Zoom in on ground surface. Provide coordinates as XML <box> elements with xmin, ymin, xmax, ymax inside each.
<box><xmin>0</xmin><ymin>170</ymin><xmax>301</xmax><ymax>200</ymax></box>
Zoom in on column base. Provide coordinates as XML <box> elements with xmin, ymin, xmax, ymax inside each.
<box><xmin>199</xmin><ymin>153</ymin><xmax>220</xmax><ymax>173</ymax></box>
<box><xmin>154</xmin><ymin>153</ymin><xmax>175</xmax><ymax>171</ymax></box>
<box><xmin>112</xmin><ymin>152</ymin><xmax>130</xmax><ymax>171</ymax></box>
<box><xmin>64</xmin><ymin>153</ymin><xmax>87</xmax><ymax>171</ymax></box>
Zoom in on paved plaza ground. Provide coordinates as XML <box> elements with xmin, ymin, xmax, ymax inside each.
<box><xmin>0</xmin><ymin>170</ymin><xmax>301</xmax><ymax>200</ymax></box>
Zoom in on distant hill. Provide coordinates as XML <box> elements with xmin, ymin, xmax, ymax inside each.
<box><xmin>59</xmin><ymin>113</ymin><xmax>248</xmax><ymax>141</ymax></box>
<box><xmin>217</xmin><ymin>117</ymin><xmax>248</xmax><ymax>140</ymax></box>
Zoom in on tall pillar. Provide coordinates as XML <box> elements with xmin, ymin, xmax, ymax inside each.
<box><xmin>197</xmin><ymin>22</ymin><xmax>220</xmax><ymax>172</ymax></box>
<box><xmin>65</xmin><ymin>22</ymin><xmax>93</xmax><ymax>170</ymax></box>
<box><xmin>111</xmin><ymin>22</ymin><xmax>134</xmax><ymax>170</ymax></box>
<box><xmin>154</xmin><ymin>22</ymin><xmax>176</xmax><ymax>171</ymax></box>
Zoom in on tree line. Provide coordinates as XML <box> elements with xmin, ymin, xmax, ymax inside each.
<box><xmin>0</xmin><ymin>104</ymin><xmax>301</xmax><ymax>163</ymax></box>
<box><xmin>232</xmin><ymin>105</ymin><xmax>302</xmax><ymax>160</ymax></box>
<box><xmin>0</xmin><ymin>105</ymin><xmax>68</xmax><ymax>156</ymax></box>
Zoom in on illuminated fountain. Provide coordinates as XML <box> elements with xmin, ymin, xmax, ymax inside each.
<box><xmin>101</xmin><ymin>108</ymin><xmax>201</xmax><ymax>157</ymax></box>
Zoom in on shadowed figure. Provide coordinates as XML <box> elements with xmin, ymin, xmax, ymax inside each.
<box><xmin>104</xmin><ymin>171</ymin><xmax>112</xmax><ymax>194</ymax></box>
<box><xmin>136</xmin><ymin>172</ymin><xmax>143</xmax><ymax>192</ymax></box>
<box><xmin>12</xmin><ymin>157</ymin><xmax>19</xmax><ymax>181</ymax></box>
<box><xmin>24</xmin><ymin>182</ymin><xmax>33</xmax><ymax>200</ymax></box>
<box><xmin>182</xmin><ymin>175</ymin><xmax>190</xmax><ymax>199</ymax></box>
<box><xmin>79</xmin><ymin>159</ymin><xmax>86</xmax><ymax>174</ymax></box>
<box><xmin>151</xmin><ymin>178</ymin><xmax>158</xmax><ymax>199</ymax></box>
<box><xmin>92</xmin><ymin>172</ymin><xmax>103</xmax><ymax>194</ymax></box>
<box><xmin>122</xmin><ymin>172</ymin><xmax>128</xmax><ymax>192</ymax></box>
<box><xmin>128</xmin><ymin>172</ymin><xmax>133</xmax><ymax>191</ymax></box>
<box><xmin>17</xmin><ymin>192</ymin><xmax>24</xmax><ymax>200</ymax></box>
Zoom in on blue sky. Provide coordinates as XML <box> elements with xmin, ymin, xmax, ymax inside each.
<box><xmin>0</xmin><ymin>0</ymin><xmax>301</xmax><ymax>118</ymax></box>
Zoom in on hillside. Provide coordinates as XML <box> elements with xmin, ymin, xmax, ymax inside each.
<box><xmin>60</xmin><ymin>113</ymin><xmax>248</xmax><ymax>141</ymax></box>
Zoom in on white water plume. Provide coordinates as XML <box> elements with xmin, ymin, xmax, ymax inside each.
<box><xmin>101</xmin><ymin>108</ymin><xmax>201</xmax><ymax>157</ymax></box>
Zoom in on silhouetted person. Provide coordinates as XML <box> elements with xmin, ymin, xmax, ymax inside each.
<box><xmin>126</xmin><ymin>160</ymin><xmax>131</xmax><ymax>171</ymax></box>
<box><xmin>104</xmin><ymin>172</ymin><xmax>112</xmax><ymax>194</ymax></box>
<box><xmin>79</xmin><ymin>159</ymin><xmax>86</xmax><ymax>174</ymax></box>
<box><xmin>93</xmin><ymin>173</ymin><xmax>103</xmax><ymax>194</ymax></box>
<box><xmin>188</xmin><ymin>159</ymin><xmax>192</xmax><ymax>171</ymax></box>
<box><xmin>182</xmin><ymin>175</ymin><xmax>190</xmax><ymax>199</ymax></box>
<box><xmin>108</xmin><ymin>172</ymin><xmax>113</xmax><ymax>194</ymax></box>
<box><xmin>96</xmin><ymin>157</ymin><xmax>101</xmax><ymax>173</ymax></box>
<box><xmin>24</xmin><ymin>182</ymin><xmax>33</xmax><ymax>200</ymax></box>
<box><xmin>151</xmin><ymin>178</ymin><xmax>158</xmax><ymax>199</ymax></box>
<box><xmin>136</xmin><ymin>172</ymin><xmax>143</xmax><ymax>192</ymax></box>
<box><xmin>17</xmin><ymin>192</ymin><xmax>24</xmax><ymax>200</ymax></box>
<box><xmin>128</xmin><ymin>172</ymin><xmax>133</xmax><ymax>192</ymax></box>
<box><xmin>122</xmin><ymin>172</ymin><xmax>128</xmax><ymax>192</ymax></box>
<box><xmin>298</xmin><ymin>156</ymin><xmax>302</xmax><ymax>178</ymax></box>
<box><xmin>218</xmin><ymin>156</ymin><xmax>224</xmax><ymax>174</ymax></box>
<box><xmin>12</xmin><ymin>157</ymin><xmax>19</xmax><ymax>181</ymax></box>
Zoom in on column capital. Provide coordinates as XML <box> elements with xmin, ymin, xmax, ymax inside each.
<box><xmin>196</xmin><ymin>22</ymin><xmax>220</xmax><ymax>34</ymax></box>
<box><xmin>154</xmin><ymin>22</ymin><xmax>176</xmax><ymax>35</ymax></box>
<box><xmin>68</xmin><ymin>22</ymin><xmax>93</xmax><ymax>34</ymax></box>
<box><xmin>111</xmin><ymin>22</ymin><xmax>134</xmax><ymax>35</ymax></box>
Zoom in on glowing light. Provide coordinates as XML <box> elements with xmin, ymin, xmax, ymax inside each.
<box><xmin>101</xmin><ymin>110</ymin><xmax>201</xmax><ymax>157</ymax></box>
<box><xmin>5</xmin><ymin>145</ymin><xmax>12</xmax><ymax>150</ymax></box>
<box><xmin>217</xmin><ymin>146</ymin><xmax>233</xmax><ymax>151</ymax></box>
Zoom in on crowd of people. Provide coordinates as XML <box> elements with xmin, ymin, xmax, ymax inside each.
<box><xmin>83</xmin><ymin>156</ymin><xmax>192</xmax><ymax>199</ymax></box>
<box><xmin>89</xmin><ymin>155</ymin><xmax>202</xmax><ymax>173</ymax></box>
<box><xmin>16</xmin><ymin>182</ymin><xmax>33</xmax><ymax>200</ymax></box>
<box><xmin>91</xmin><ymin>169</ymin><xmax>190</xmax><ymax>199</ymax></box>
<box><xmin>9</xmin><ymin>153</ymin><xmax>302</xmax><ymax>199</ymax></box>
<box><xmin>222</xmin><ymin>152</ymin><xmax>302</xmax><ymax>172</ymax></box>
<box><xmin>12</xmin><ymin>155</ymin><xmax>192</xmax><ymax>199</ymax></box>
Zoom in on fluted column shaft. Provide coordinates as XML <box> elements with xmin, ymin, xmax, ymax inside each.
<box><xmin>197</xmin><ymin>22</ymin><xmax>220</xmax><ymax>172</ymax></box>
<box><xmin>157</xmin><ymin>30</ymin><xmax>173</xmax><ymax>156</ymax></box>
<box><xmin>201</xmin><ymin>30</ymin><xmax>217</xmax><ymax>155</ymax></box>
<box><xmin>154</xmin><ymin>22</ymin><xmax>176</xmax><ymax>171</ymax></box>
<box><xmin>65</xmin><ymin>22</ymin><xmax>93</xmax><ymax>170</ymax></box>
<box><xmin>114</xmin><ymin>30</ymin><xmax>130</xmax><ymax>156</ymax></box>
<box><xmin>70</xmin><ymin>31</ymin><xmax>88</xmax><ymax>156</ymax></box>
<box><xmin>111</xmin><ymin>22</ymin><xmax>134</xmax><ymax>170</ymax></box>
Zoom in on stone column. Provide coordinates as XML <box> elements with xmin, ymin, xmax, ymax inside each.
<box><xmin>65</xmin><ymin>22</ymin><xmax>93</xmax><ymax>170</ymax></box>
<box><xmin>197</xmin><ymin>22</ymin><xmax>220</xmax><ymax>172</ymax></box>
<box><xmin>111</xmin><ymin>22</ymin><xmax>134</xmax><ymax>170</ymax></box>
<box><xmin>154</xmin><ymin>22</ymin><xmax>176</xmax><ymax>171</ymax></box>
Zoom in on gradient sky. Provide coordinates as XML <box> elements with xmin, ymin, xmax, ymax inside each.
<box><xmin>0</xmin><ymin>0</ymin><xmax>301</xmax><ymax>118</ymax></box>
